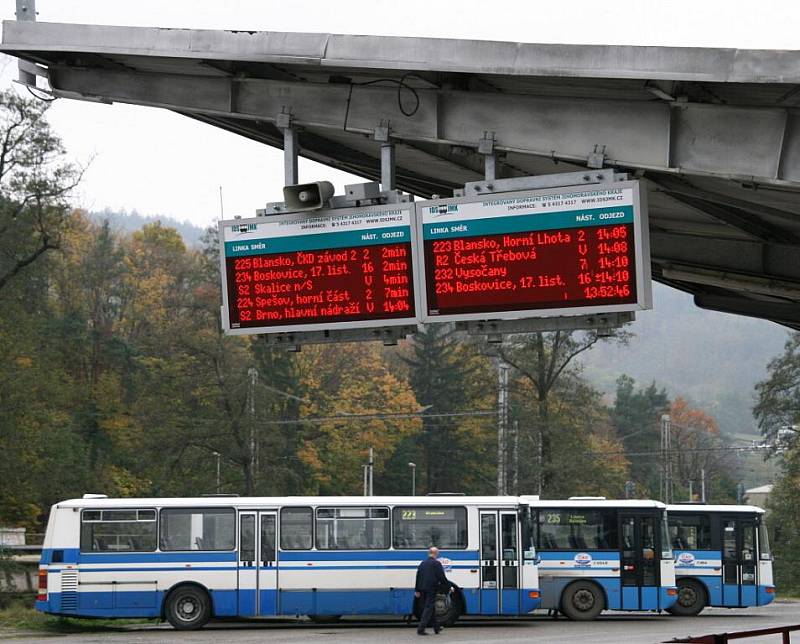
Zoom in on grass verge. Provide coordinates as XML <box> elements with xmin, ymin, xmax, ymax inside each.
<box><xmin>0</xmin><ymin>598</ymin><xmax>156</xmax><ymax>633</ymax></box>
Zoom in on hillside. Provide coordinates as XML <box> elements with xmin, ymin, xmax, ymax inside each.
<box><xmin>580</xmin><ymin>283</ymin><xmax>788</xmax><ymax>435</ymax></box>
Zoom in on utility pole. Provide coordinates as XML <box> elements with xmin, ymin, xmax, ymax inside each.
<box><xmin>496</xmin><ymin>360</ymin><xmax>510</xmax><ymax>495</ymax></box>
<box><xmin>512</xmin><ymin>420</ymin><xmax>519</xmax><ymax>495</ymax></box>
<box><xmin>537</xmin><ymin>424</ymin><xmax>544</xmax><ymax>497</ymax></box>
<box><xmin>660</xmin><ymin>414</ymin><xmax>673</xmax><ymax>504</ymax></box>
<box><xmin>701</xmin><ymin>468</ymin><xmax>706</xmax><ymax>503</ymax></box>
<box><xmin>214</xmin><ymin>452</ymin><xmax>221</xmax><ymax>493</ymax></box>
<box><xmin>688</xmin><ymin>479</ymin><xmax>693</xmax><ymax>502</ymax></box>
<box><xmin>247</xmin><ymin>367</ymin><xmax>258</xmax><ymax>493</ymax></box>
<box><xmin>368</xmin><ymin>447</ymin><xmax>374</xmax><ymax>496</ymax></box>
<box><xmin>408</xmin><ymin>462</ymin><xmax>416</xmax><ymax>496</ymax></box>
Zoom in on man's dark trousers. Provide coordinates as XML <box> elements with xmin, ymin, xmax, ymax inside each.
<box><xmin>417</xmin><ymin>590</ymin><xmax>439</xmax><ymax>635</ymax></box>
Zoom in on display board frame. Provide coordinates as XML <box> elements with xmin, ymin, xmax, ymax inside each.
<box><xmin>219</xmin><ymin>202</ymin><xmax>422</xmax><ymax>335</ymax></box>
<box><xmin>415</xmin><ymin>180</ymin><xmax>652</xmax><ymax>323</ymax></box>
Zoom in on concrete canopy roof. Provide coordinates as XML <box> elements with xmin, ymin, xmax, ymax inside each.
<box><xmin>3</xmin><ymin>21</ymin><xmax>800</xmax><ymax>329</ymax></box>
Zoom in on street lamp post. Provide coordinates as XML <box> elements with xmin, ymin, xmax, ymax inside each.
<box><xmin>213</xmin><ymin>452</ymin><xmax>221</xmax><ymax>493</ymax></box>
<box><xmin>408</xmin><ymin>462</ymin><xmax>416</xmax><ymax>496</ymax></box>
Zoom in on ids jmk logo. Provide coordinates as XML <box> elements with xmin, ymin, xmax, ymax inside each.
<box><xmin>232</xmin><ymin>223</ymin><xmax>257</xmax><ymax>234</ymax></box>
<box><xmin>574</xmin><ymin>553</ymin><xmax>593</xmax><ymax>567</ymax></box>
<box><xmin>677</xmin><ymin>552</ymin><xmax>696</xmax><ymax>566</ymax></box>
<box><xmin>439</xmin><ymin>557</ymin><xmax>453</xmax><ymax>572</ymax></box>
<box><xmin>429</xmin><ymin>204</ymin><xmax>458</xmax><ymax>215</ymax></box>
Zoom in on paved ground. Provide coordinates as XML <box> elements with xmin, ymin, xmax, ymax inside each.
<box><xmin>5</xmin><ymin>602</ymin><xmax>799</xmax><ymax>644</ymax></box>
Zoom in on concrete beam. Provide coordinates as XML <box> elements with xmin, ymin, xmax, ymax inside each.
<box><xmin>651</xmin><ymin>232</ymin><xmax>800</xmax><ymax>282</ymax></box>
<box><xmin>694</xmin><ymin>293</ymin><xmax>800</xmax><ymax>326</ymax></box>
<box><xmin>6</xmin><ymin>20</ymin><xmax>800</xmax><ymax>83</ymax></box>
<box><xmin>46</xmin><ymin>66</ymin><xmax>800</xmax><ymax>184</ymax></box>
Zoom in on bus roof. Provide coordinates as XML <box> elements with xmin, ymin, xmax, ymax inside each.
<box><xmin>54</xmin><ymin>495</ymin><xmax>525</xmax><ymax>509</ymax></box>
<box><xmin>522</xmin><ymin>497</ymin><xmax>666</xmax><ymax>509</ymax></box>
<box><xmin>667</xmin><ymin>504</ymin><xmax>765</xmax><ymax>514</ymax></box>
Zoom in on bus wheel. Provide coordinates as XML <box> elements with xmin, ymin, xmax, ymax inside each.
<box><xmin>667</xmin><ymin>580</ymin><xmax>706</xmax><ymax>617</ymax></box>
<box><xmin>561</xmin><ymin>581</ymin><xmax>604</xmax><ymax>621</ymax></box>
<box><xmin>434</xmin><ymin>592</ymin><xmax>461</xmax><ymax>626</ymax></box>
<box><xmin>165</xmin><ymin>585</ymin><xmax>211</xmax><ymax>630</ymax></box>
<box><xmin>309</xmin><ymin>615</ymin><xmax>342</xmax><ymax>623</ymax></box>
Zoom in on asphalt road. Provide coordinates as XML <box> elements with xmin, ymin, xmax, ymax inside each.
<box><xmin>5</xmin><ymin>602</ymin><xmax>799</xmax><ymax>644</ymax></box>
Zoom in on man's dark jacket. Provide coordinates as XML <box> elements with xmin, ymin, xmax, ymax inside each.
<box><xmin>415</xmin><ymin>557</ymin><xmax>448</xmax><ymax>593</ymax></box>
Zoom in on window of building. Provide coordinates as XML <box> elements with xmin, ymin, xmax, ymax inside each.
<box><xmin>393</xmin><ymin>507</ymin><xmax>467</xmax><ymax>549</ymax></box>
<box><xmin>80</xmin><ymin>508</ymin><xmax>157</xmax><ymax>552</ymax></box>
<box><xmin>280</xmin><ymin>507</ymin><xmax>313</xmax><ymax>550</ymax></box>
<box><xmin>668</xmin><ymin>514</ymin><xmax>712</xmax><ymax>550</ymax></box>
<box><xmin>159</xmin><ymin>508</ymin><xmax>235</xmax><ymax>551</ymax></box>
<box><xmin>537</xmin><ymin>509</ymin><xmax>618</xmax><ymax>550</ymax></box>
<box><xmin>316</xmin><ymin>507</ymin><xmax>389</xmax><ymax>550</ymax></box>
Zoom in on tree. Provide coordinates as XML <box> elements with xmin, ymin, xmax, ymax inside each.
<box><xmin>500</xmin><ymin>329</ymin><xmax>629</xmax><ymax>492</ymax></box>
<box><xmin>754</xmin><ymin>332</ymin><xmax>800</xmax><ymax>593</ymax></box>
<box><xmin>611</xmin><ymin>375</ymin><xmax>670</xmax><ymax>496</ymax></box>
<box><xmin>392</xmin><ymin>324</ymin><xmax>496</xmax><ymax>494</ymax></box>
<box><xmin>669</xmin><ymin>397</ymin><xmax>735</xmax><ymax>503</ymax></box>
<box><xmin>294</xmin><ymin>342</ymin><xmax>422</xmax><ymax>495</ymax></box>
<box><xmin>0</xmin><ymin>88</ymin><xmax>81</xmax><ymax>291</ymax></box>
<box><xmin>754</xmin><ymin>332</ymin><xmax>800</xmax><ymax>445</ymax></box>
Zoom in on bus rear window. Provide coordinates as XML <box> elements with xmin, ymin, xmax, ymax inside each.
<box><xmin>537</xmin><ymin>509</ymin><xmax>618</xmax><ymax>550</ymax></box>
<box><xmin>393</xmin><ymin>507</ymin><xmax>467</xmax><ymax>549</ymax></box>
<box><xmin>160</xmin><ymin>508</ymin><xmax>235</xmax><ymax>551</ymax></box>
<box><xmin>80</xmin><ymin>508</ymin><xmax>157</xmax><ymax>552</ymax></box>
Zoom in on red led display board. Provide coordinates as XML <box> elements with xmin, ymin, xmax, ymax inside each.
<box><xmin>418</xmin><ymin>181</ymin><xmax>651</xmax><ymax>322</ymax></box>
<box><xmin>219</xmin><ymin>204</ymin><xmax>419</xmax><ymax>335</ymax></box>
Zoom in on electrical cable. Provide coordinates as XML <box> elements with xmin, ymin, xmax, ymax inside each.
<box><xmin>342</xmin><ymin>72</ymin><xmax>427</xmax><ymax>131</ymax></box>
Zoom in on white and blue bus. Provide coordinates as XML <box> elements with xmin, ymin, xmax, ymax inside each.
<box><xmin>522</xmin><ymin>497</ymin><xmax>678</xmax><ymax>619</ymax></box>
<box><xmin>35</xmin><ymin>495</ymin><xmax>541</xmax><ymax>629</ymax></box>
<box><xmin>667</xmin><ymin>504</ymin><xmax>775</xmax><ymax>616</ymax></box>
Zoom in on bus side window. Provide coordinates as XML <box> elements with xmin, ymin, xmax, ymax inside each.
<box><xmin>80</xmin><ymin>509</ymin><xmax>157</xmax><ymax>553</ymax></box>
<box><xmin>160</xmin><ymin>508</ymin><xmax>235</xmax><ymax>551</ymax></box>
<box><xmin>281</xmin><ymin>507</ymin><xmax>313</xmax><ymax>550</ymax></box>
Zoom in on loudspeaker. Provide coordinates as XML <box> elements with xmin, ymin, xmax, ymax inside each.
<box><xmin>283</xmin><ymin>181</ymin><xmax>335</xmax><ymax>211</ymax></box>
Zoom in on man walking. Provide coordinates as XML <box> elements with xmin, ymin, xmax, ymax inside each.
<box><xmin>414</xmin><ymin>546</ymin><xmax>452</xmax><ymax>636</ymax></box>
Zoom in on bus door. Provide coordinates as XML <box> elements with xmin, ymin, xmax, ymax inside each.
<box><xmin>721</xmin><ymin>516</ymin><xmax>757</xmax><ymax>607</ymax></box>
<box><xmin>620</xmin><ymin>513</ymin><xmax>659</xmax><ymax>610</ymax></box>
<box><xmin>258</xmin><ymin>511</ymin><xmax>278</xmax><ymax>615</ymax></box>
<box><xmin>479</xmin><ymin>510</ymin><xmax>520</xmax><ymax>615</ymax></box>
<box><xmin>238</xmin><ymin>510</ymin><xmax>279</xmax><ymax>616</ymax></box>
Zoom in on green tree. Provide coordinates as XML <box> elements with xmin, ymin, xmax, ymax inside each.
<box><xmin>501</xmin><ymin>329</ymin><xmax>628</xmax><ymax>493</ymax></box>
<box><xmin>390</xmin><ymin>324</ymin><xmax>496</xmax><ymax>495</ymax></box>
<box><xmin>611</xmin><ymin>375</ymin><xmax>670</xmax><ymax>496</ymax></box>
<box><xmin>754</xmin><ymin>332</ymin><xmax>800</xmax><ymax>593</ymax></box>
<box><xmin>0</xmin><ymin>88</ymin><xmax>80</xmax><ymax>291</ymax></box>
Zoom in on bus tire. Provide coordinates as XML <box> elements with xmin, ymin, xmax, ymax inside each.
<box><xmin>413</xmin><ymin>592</ymin><xmax>462</xmax><ymax>626</ymax></box>
<box><xmin>667</xmin><ymin>579</ymin><xmax>707</xmax><ymax>617</ymax></box>
<box><xmin>309</xmin><ymin>615</ymin><xmax>342</xmax><ymax>623</ymax></box>
<box><xmin>560</xmin><ymin>581</ymin><xmax>604</xmax><ymax>621</ymax></box>
<box><xmin>165</xmin><ymin>585</ymin><xmax>211</xmax><ymax>630</ymax></box>
<box><xmin>435</xmin><ymin>591</ymin><xmax>462</xmax><ymax>626</ymax></box>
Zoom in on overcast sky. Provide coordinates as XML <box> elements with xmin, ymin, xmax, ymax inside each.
<box><xmin>2</xmin><ymin>0</ymin><xmax>799</xmax><ymax>228</ymax></box>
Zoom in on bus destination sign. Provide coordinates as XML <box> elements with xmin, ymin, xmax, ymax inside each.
<box><xmin>418</xmin><ymin>181</ymin><xmax>651</xmax><ymax>322</ymax></box>
<box><xmin>219</xmin><ymin>204</ymin><xmax>419</xmax><ymax>334</ymax></box>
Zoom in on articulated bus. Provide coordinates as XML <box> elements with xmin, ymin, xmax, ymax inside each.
<box><xmin>667</xmin><ymin>504</ymin><xmax>775</xmax><ymax>615</ymax></box>
<box><xmin>35</xmin><ymin>495</ymin><xmax>541</xmax><ymax>630</ymax></box>
<box><xmin>523</xmin><ymin>497</ymin><xmax>678</xmax><ymax>619</ymax></box>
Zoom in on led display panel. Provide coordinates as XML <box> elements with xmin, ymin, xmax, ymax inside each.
<box><xmin>417</xmin><ymin>181</ymin><xmax>651</xmax><ymax>322</ymax></box>
<box><xmin>219</xmin><ymin>203</ymin><xmax>420</xmax><ymax>335</ymax></box>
